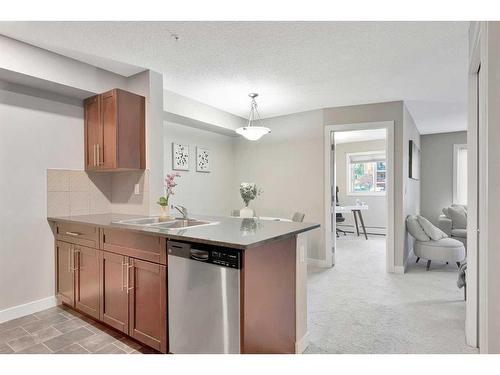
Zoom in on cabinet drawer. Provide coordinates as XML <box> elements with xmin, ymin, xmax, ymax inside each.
<box><xmin>56</xmin><ymin>222</ymin><xmax>99</xmax><ymax>248</ymax></box>
<box><xmin>102</xmin><ymin>228</ymin><xmax>166</xmax><ymax>265</ymax></box>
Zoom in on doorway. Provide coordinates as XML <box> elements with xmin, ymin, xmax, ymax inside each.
<box><xmin>324</xmin><ymin>121</ymin><xmax>395</xmax><ymax>272</ymax></box>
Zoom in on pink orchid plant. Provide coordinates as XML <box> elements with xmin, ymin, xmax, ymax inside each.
<box><xmin>157</xmin><ymin>172</ymin><xmax>181</xmax><ymax>207</ymax></box>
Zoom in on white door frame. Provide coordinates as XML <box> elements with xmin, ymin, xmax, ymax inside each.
<box><xmin>467</xmin><ymin>21</ymin><xmax>487</xmax><ymax>351</ymax></box>
<box><xmin>324</xmin><ymin>121</ymin><xmax>395</xmax><ymax>272</ymax></box>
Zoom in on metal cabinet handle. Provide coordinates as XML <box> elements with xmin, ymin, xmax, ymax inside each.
<box><xmin>93</xmin><ymin>144</ymin><xmax>97</xmax><ymax>167</ymax></box>
<box><xmin>122</xmin><ymin>259</ymin><xmax>126</xmax><ymax>291</ymax></box>
<box><xmin>72</xmin><ymin>248</ymin><xmax>80</xmax><ymax>271</ymax></box>
<box><xmin>68</xmin><ymin>245</ymin><xmax>73</xmax><ymax>272</ymax></box>
<box><xmin>97</xmin><ymin>144</ymin><xmax>101</xmax><ymax>166</ymax></box>
<box><xmin>65</xmin><ymin>231</ymin><xmax>81</xmax><ymax>237</ymax></box>
<box><xmin>126</xmin><ymin>263</ymin><xmax>134</xmax><ymax>294</ymax></box>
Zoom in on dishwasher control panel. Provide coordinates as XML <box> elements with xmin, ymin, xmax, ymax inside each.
<box><xmin>211</xmin><ymin>250</ymin><xmax>240</xmax><ymax>269</ymax></box>
<box><xmin>168</xmin><ymin>240</ymin><xmax>241</xmax><ymax>269</ymax></box>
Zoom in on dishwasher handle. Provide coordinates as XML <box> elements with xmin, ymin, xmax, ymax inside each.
<box><xmin>190</xmin><ymin>249</ymin><xmax>209</xmax><ymax>261</ymax></box>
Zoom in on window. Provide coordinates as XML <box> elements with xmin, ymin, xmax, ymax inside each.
<box><xmin>453</xmin><ymin>144</ymin><xmax>467</xmax><ymax>205</ymax></box>
<box><xmin>347</xmin><ymin>152</ymin><xmax>386</xmax><ymax>195</ymax></box>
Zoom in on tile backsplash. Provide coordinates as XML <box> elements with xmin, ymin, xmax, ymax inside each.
<box><xmin>47</xmin><ymin>169</ymin><xmax>149</xmax><ymax>217</ymax></box>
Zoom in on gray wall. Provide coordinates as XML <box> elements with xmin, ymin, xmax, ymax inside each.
<box><xmin>164</xmin><ymin>121</ymin><xmax>238</xmax><ymax>217</ymax></box>
<box><xmin>233</xmin><ymin>110</ymin><xmax>325</xmax><ymax>260</ymax></box>
<box><xmin>336</xmin><ymin>139</ymin><xmax>387</xmax><ymax>232</ymax></box>
<box><xmin>420</xmin><ymin>131</ymin><xmax>467</xmax><ymax>226</ymax></box>
<box><xmin>233</xmin><ymin>101</ymin><xmax>420</xmax><ymax>267</ymax></box>
<box><xmin>324</xmin><ymin>101</ymin><xmax>420</xmax><ymax>269</ymax></box>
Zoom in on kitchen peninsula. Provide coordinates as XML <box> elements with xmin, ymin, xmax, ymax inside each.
<box><xmin>48</xmin><ymin>213</ymin><xmax>319</xmax><ymax>354</ymax></box>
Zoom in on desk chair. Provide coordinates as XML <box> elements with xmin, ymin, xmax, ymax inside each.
<box><xmin>292</xmin><ymin>212</ymin><xmax>305</xmax><ymax>222</ymax></box>
<box><xmin>336</xmin><ymin>186</ymin><xmax>347</xmax><ymax>237</ymax></box>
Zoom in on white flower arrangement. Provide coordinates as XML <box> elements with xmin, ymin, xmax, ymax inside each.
<box><xmin>240</xmin><ymin>183</ymin><xmax>262</xmax><ymax>207</ymax></box>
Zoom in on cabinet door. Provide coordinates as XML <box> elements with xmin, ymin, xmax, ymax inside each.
<box><xmin>128</xmin><ymin>258</ymin><xmax>167</xmax><ymax>353</ymax></box>
<box><xmin>100</xmin><ymin>251</ymin><xmax>129</xmax><ymax>334</ymax></box>
<box><xmin>75</xmin><ymin>246</ymin><xmax>100</xmax><ymax>319</ymax></box>
<box><xmin>84</xmin><ymin>95</ymin><xmax>100</xmax><ymax>170</ymax></box>
<box><xmin>100</xmin><ymin>90</ymin><xmax>117</xmax><ymax>169</ymax></box>
<box><xmin>56</xmin><ymin>241</ymin><xmax>75</xmax><ymax>307</ymax></box>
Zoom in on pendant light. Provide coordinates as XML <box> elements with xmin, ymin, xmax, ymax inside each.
<box><xmin>235</xmin><ymin>93</ymin><xmax>271</xmax><ymax>141</ymax></box>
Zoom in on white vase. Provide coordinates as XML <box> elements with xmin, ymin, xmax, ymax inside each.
<box><xmin>159</xmin><ymin>205</ymin><xmax>173</xmax><ymax>222</ymax></box>
<box><xmin>240</xmin><ymin>206</ymin><xmax>254</xmax><ymax>218</ymax></box>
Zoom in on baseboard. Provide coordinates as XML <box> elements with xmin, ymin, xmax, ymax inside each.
<box><xmin>337</xmin><ymin>224</ymin><xmax>387</xmax><ymax>236</ymax></box>
<box><xmin>295</xmin><ymin>331</ymin><xmax>310</xmax><ymax>354</ymax></box>
<box><xmin>394</xmin><ymin>253</ymin><xmax>411</xmax><ymax>274</ymax></box>
<box><xmin>0</xmin><ymin>296</ymin><xmax>59</xmax><ymax>324</ymax></box>
<box><xmin>394</xmin><ymin>266</ymin><xmax>406</xmax><ymax>274</ymax></box>
<box><xmin>307</xmin><ymin>257</ymin><xmax>331</xmax><ymax>268</ymax></box>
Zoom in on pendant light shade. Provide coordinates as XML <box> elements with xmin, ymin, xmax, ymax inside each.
<box><xmin>235</xmin><ymin>93</ymin><xmax>271</xmax><ymax>141</ymax></box>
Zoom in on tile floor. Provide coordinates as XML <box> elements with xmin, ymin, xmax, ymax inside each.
<box><xmin>0</xmin><ymin>304</ymin><xmax>158</xmax><ymax>354</ymax></box>
<box><xmin>305</xmin><ymin>235</ymin><xmax>478</xmax><ymax>354</ymax></box>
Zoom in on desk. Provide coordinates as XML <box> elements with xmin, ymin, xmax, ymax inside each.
<box><xmin>335</xmin><ymin>205</ymin><xmax>369</xmax><ymax>239</ymax></box>
<box><xmin>258</xmin><ymin>216</ymin><xmax>293</xmax><ymax>222</ymax></box>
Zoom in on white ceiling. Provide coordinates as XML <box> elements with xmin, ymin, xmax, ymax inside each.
<box><xmin>0</xmin><ymin>21</ymin><xmax>469</xmax><ymax>134</ymax></box>
<box><xmin>335</xmin><ymin>129</ymin><xmax>386</xmax><ymax>144</ymax></box>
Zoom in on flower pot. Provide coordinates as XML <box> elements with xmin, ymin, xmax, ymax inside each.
<box><xmin>240</xmin><ymin>206</ymin><xmax>254</xmax><ymax>218</ymax></box>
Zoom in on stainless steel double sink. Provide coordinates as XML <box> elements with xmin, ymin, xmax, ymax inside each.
<box><xmin>113</xmin><ymin>217</ymin><xmax>217</xmax><ymax>230</ymax></box>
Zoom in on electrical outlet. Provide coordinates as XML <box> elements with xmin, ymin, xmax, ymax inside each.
<box><xmin>134</xmin><ymin>184</ymin><xmax>140</xmax><ymax>195</ymax></box>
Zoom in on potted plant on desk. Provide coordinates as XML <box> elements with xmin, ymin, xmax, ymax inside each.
<box><xmin>157</xmin><ymin>172</ymin><xmax>181</xmax><ymax>221</ymax></box>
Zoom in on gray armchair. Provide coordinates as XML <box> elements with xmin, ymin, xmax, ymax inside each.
<box><xmin>438</xmin><ymin>205</ymin><xmax>467</xmax><ymax>248</ymax></box>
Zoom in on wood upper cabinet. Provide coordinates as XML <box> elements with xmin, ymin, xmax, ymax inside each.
<box><xmin>100</xmin><ymin>251</ymin><xmax>129</xmax><ymax>334</ymax></box>
<box><xmin>128</xmin><ymin>258</ymin><xmax>167</xmax><ymax>353</ymax></box>
<box><xmin>56</xmin><ymin>241</ymin><xmax>75</xmax><ymax>307</ymax></box>
<box><xmin>84</xmin><ymin>95</ymin><xmax>101</xmax><ymax>171</ymax></box>
<box><xmin>75</xmin><ymin>246</ymin><xmax>100</xmax><ymax>320</ymax></box>
<box><xmin>84</xmin><ymin>89</ymin><xmax>145</xmax><ymax>171</ymax></box>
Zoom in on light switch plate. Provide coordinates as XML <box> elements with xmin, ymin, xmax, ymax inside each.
<box><xmin>134</xmin><ymin>184</ymin><xmax>140</xmax><ymax>195</ymax></box>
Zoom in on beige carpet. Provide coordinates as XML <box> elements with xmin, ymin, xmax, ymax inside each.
<box><xmin>305</xmin><ymin>235</ymin><xmax>477</xmax><ymax>354</ymax></box>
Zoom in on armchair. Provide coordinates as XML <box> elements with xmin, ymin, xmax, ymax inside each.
<box><xmin>438</xmin><ymin>205</ymin><xmax>467</xmax><ymax>248</ymax></box>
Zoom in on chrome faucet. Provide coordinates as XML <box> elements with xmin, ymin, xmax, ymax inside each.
<box><xmin>174</xmin><ymin>205</ymin><xmax>188</xmax><ymax>220</ymax></box>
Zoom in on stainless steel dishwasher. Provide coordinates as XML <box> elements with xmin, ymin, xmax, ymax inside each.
<box><xmin>167</xmin><ymin>241</ymin><xmax>241</xmax><ymax>354</ymax></box>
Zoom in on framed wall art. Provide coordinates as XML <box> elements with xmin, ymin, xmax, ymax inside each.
<box><xmin>196</xmin><ymin>147</ymin><xmax>211</xmax><ymax>173</ymax></box>
<box><xmin>172</xmin><ymin>143</ymin><xmax>189</xmax><ymax>171</ymax></box>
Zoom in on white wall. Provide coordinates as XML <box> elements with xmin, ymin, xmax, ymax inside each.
<box><xmin>402</xmin><ymin>106</ymin><xmax>421</xmax><ymax>266</ymax></box>
<box><xmin>0</xmin><ymin>87</ymin><xmax>83</xmax><ymax>311</ymax></box>
<box><xmin>420</xmin><ymin>131</ymin><xmax>467</xmax><ymax>225</ymax></box>
<box><xmin>335</xmin><ymin>139</ymin><xmax>387</xmax><ymax>233</ymax></box>
<box><xmin>163</xmin><ymin>121</ymin><xmax>237</xmax><ymax>217</ymax></box>
<box><xmin>163</xmin><ymin>89</ymin><xmax>246</xmax><ymax>132</ymax></box>
<box><xmin>233</xmin><ymin>110</ymin><xmax>325</xmax><ymax>260</ymax></box>
<box><xmin>127</xmin><ymin>71</ymin><xmax>164</xmax><ymax>216</ymax></box>
<box><xmin>0</xmin><ymin>35</ymin><xmax>126</xmax><ymax>94</ymax></box>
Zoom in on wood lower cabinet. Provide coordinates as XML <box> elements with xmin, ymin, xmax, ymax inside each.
<box><xmin>100</xmin><ymin>251</ymin><xmax>129</xmax><ymax>333</ymax></box>
<box><xmin>56</xmin><ymin>241</ymin><xmax>75</xmax><ymax>306</ymax></box>
<box><xmin>75</xmin><ymin>246</ymin><xmax>100</xmax><ymax>320</ymax></box>
<box><xmin>128</xmin><ymin>258</ymin><xmax>167</xmax><ymax>353</ymax></box>
<box><xmin>54</xmin><ymin>225</ymin><xmax>168</xmax><ymax>353</ymax></box>
<box><xmin>99</xmin><ymin>252</ymin><xmax>168</xmax><ymax>353</ymax></box>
